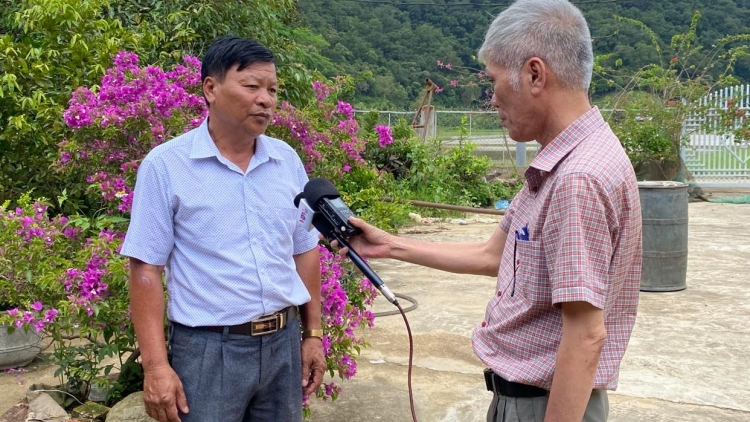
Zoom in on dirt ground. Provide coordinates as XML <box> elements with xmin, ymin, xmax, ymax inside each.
<box><xmin>2</xmin><ymin>201</ymin><xmax>749</xmax><ymax>421</ymax></box>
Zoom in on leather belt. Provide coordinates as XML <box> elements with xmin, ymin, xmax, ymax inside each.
<box><xmin>484</xmin><ymin>368</ymin><xmax>548</xmax><ymax>398</ymax></box>
<box><xmin>173</xmin><ymin>306</ymin><xmax>296</xmax><ymax>337</ymax></box>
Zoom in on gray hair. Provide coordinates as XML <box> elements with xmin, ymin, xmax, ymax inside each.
<box><xmin>478</xmin><ymin>0</ymin><xmax>593</xmax><ymax>91</ymax></box>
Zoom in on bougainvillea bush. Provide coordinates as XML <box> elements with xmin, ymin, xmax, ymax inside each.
<box><xmin>2</xmin><ymin>52</ymin><xmax>397</xmax><ymax>411</ymax></box>
<box><xmin>0</xmin><ymin>194</ymin><xmax>135</xmax><ymax>404</ymax></box>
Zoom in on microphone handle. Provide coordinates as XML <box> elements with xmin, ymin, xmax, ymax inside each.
<box><xmin>331</xmin><ymin>232</ymin><xmax>398</xmax><ymax>305</ymax></box>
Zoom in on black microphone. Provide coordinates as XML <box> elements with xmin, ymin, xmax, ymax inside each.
<box><xmin>299</xmin><ymin>178</ymin><xmax>398</xmax><ymax>305</ymax></box>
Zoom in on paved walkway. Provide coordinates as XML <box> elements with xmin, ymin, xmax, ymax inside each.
<box><xmin>308</xmin><ymin>202</ymin><xmax>750</xmax><ymax>421</ymax></box>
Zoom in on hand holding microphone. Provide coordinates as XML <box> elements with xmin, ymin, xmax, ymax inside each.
<box><xmin>297</xmin><ymin>178</ymin><xmax>420</xmax><ymax>422</ymax></box>
<box><xmin>295</xmin><ymin>178</ymin><xmax>398</xmax><ymax>305</ymax></box>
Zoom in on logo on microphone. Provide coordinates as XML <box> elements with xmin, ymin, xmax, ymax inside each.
<box><xmin>296</xmin><ymin>198</ymin><xmax>316</xmax><ymax>231</ymax></box>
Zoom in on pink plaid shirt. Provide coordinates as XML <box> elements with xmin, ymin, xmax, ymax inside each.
<box><xmin>472</xmin><ymin>107</ymin><xmax>642</xmax><ymax>390</ymax></box>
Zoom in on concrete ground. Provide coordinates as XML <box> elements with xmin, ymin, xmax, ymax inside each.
<box><xmin>1</xmin><ymin>202</ymin><xmax>748</xmax><ymax>421</ymax></box>
<box><xmin>307</xmin><ymin>202</ymin><xmax>750</xmax><ymax>421</ymax></box>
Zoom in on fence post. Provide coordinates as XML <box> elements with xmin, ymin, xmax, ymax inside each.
<box><xmin>516</xmin><ymin>142</ymin><xmax>526</xmax><ymax>167</ymax></box>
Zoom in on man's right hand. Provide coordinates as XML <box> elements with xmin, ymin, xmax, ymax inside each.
<box><xmin>328</xmin><ymin>217</ymin><xmax>393</xmax><ymax>259</ymax></box>
<box><xmin>142</xmin><ymin>365</ymin><xmax>189</xmax><ymax>422</ymax></box>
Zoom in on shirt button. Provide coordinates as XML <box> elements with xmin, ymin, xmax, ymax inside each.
<box><xmin>481</xmin><ymin>321</ymin><xmax>487</xmax><ymax>327</ymax></box>
<box><xmin>497</xmin><ymin>291</ymin><xmax>502</xmax><ymax>297</ymax></box>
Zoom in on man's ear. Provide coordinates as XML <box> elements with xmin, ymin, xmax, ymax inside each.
<box><xmin>203</xmin><ymin>76</ymin><xmax>218</xmax><ymax>105</ymax></box>
<box><xmin>526</xmin><ymin>57</ymin><xmax>547</xmax><ymax>95</ymax></box>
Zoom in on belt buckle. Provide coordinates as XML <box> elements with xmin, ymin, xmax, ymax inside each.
<box><xmin>250</xmin><ymin>311</ymin><xmax>284</xmax><ymax>336</ymax></box>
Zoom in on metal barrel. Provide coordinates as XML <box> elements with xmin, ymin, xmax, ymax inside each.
<box><xmin>637</xmin><ymin>181</ymin><xmax>689</xmax><ymax>292</ymax></box>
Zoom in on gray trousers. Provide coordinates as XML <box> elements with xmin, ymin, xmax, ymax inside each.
<box><xmin>487</xmin><ymin>389</ymin><xmax>608</xmax><ymax>422</ymax></box>
<box><xmin>168</xmin><ymin>315</ymin><xmax>302</xmax><ymax>422</ymax></box>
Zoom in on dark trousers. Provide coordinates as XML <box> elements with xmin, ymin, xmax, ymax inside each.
<box><xmin>487</xmin><ymin>389</ymin><xmax>609</xmax><ymax>422</ymax></box>
<box><xmin>168</xmin><ymin>315</ymin><xmax>302</xmax><ymax>422</ymax></box>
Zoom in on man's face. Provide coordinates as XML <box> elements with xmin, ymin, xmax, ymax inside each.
<box><xmin>485</xmin><ymin>61</ymin><xmax>538</xmax><ymax>143</ymax></box>
<box><xmin>206</xmin><ymin>62</ymin><xmax>278</xmax><ymax>139</ymax></box>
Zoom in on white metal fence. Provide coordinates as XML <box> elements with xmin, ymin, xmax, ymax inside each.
<box><xmin>682</xmin><ymin>85</ymin><xmax>750</xmax><ymax>187</ymax></box>
<box><xmin>360</xmin><ymin>87</ymin><xmax>750</xmax><ymax>186</ymax></box>
<box><xmin>356</xmin><ymin>109</ymin><xmax>538</xmax><ymax>167</ymax></box>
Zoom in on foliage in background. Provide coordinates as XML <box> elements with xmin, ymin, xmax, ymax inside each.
<box><xmin>268</xmin><ymin>78</ymin><xmax>409</xmax><ymax>231</ymax></box>
<box><xmin>708</xmin><ymin>90</ymin><xmax>750</xmax><ymax>143</ymax></box>
<box><xmin>0</xmin><ymin>195</ymin><xmax>137</xmax><ymax>406</ymax></box>
<box><xmin>105</xmin><ymin>0</ymin><xmax>329</xmax><ymax>107</ymax></box>
<box><xmin>597</xmin><ymin>11</ymin><xmax>750</xmax><ymax>178</ymax></box>
<box><xmin>299</xmin><ymin>0</ymin><xmax>750</xmax><ymax>110</ymax></box>
<box><xmin>361</xmin><ymin>114</ymin><xmax>517</xmax><ymax>211</ymax></box>
<box><xmin>0</xmin><ymin>0</ymin><xmax>328</xmax><ymax>214</ymax></box>
<box><xmin>0</xmin><ymin>0</ymin><xmax>156</xmax><ymax>214</ymax></box>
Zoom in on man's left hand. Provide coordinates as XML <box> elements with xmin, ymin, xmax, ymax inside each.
<box><xmin>301</xmin><ymin>337</ymin><xmax>325</xmax><ymax>396</ymax></box>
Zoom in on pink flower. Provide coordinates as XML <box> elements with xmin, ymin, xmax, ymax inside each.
<box><xmin>6</xmin><ymin>308</ymin><xmax>18</xmax><ymax>317</ymax></box>
<box><xmin>31</xmin><ymin>301</ymin><xmax>43</xmax><ymax>312</ymax></box>
<box><xmin>375</xmin><ymin>125</ymin><xmax>394</xmax><ymax>148</ymax></box>
<box><xmin>44</xmin><ymin>309</ymin><xmax>59</xmax><ymax>323</ymax></box>
<box><xmin>336</xmin><ymin>101</ymin><xmax>354</xmax><ymax>119</ymax></box>
<box><xmin>450</xmin><ymin>79</ymin><xmax>459</xmax><ymax>87</ymax></box>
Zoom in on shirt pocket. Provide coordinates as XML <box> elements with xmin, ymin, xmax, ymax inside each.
<box><xmin>259</xmin><ymin>207</ymin><xmax>299</xmax><ymax>250</ymax></box>
<box><xmin>514</xmin><ymin>239</ymin><xmax>552</xmax><ymax>304</ymax></box>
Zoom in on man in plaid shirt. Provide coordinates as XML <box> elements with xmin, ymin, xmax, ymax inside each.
<box><xmin>336</xmin><ymin>0</ymin><xmax>642</xmax><ymax>421</ymax></box>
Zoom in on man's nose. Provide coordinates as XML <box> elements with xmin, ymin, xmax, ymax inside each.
<box><xmin>256</xmin><ymin>89</ymin><xmax>273</xmax><ymax>107</ymax></box>
<box><xmin>490</xmin><ymin>93</ymin><xmax>499</xmax><ymax>108</ymax></box>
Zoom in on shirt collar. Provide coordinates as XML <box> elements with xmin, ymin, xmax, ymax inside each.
<box><xmin>189</xmin><ymin>118</ymin><xmax>284</xmax><ymax>163</ymax></box>
<box><xmin>524</xmin><ymin>106</ymin><xmax>606</xmax><ymax>190</ymax></box>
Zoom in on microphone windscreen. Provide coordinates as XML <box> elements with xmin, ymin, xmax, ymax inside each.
<box><xmin>303</xmin><ymin>178</ymin><xmax>340</xmax><ymax>209</ymax></box>
<box><xmin>294</xmin><ymin>192</ymin><xmax>304</xmax><ymax>208</ymax></box>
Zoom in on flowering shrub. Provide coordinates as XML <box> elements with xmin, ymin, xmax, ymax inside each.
<box><xmin>705</xmin><ymin>93</ymin><xmax>750</xmax><ymax>143</ymax></box>
<box><xmin>598</xmin><ymin>11</ymin><xmax>750</xmax><ymax>179</ymax></box>
<box><xmin>0</xmin><ymin>194</ymin><xmax>135</xmax><ymax>402</ymax></box>
<box><xmin>309</xmin><ymin>245</ymin><xmax>377</xmax><ymax>411</ymax></box>
<box><xmin>48</xmin><ymin>52</ymin><xmax>395</xmax><ymax>410</ymax></box>
<box><xmin>0</xmin><ymin>195</ymin><xmax>82</xmax><ymax>330</ymax></box>
<box><xmin>59</xmin><ymin>51</ymin><xmax>207</xmax><ymax>214</ymax></box>
<box><xmin>267</xmin><ymin>78</ymin><xmax>408</xmax><ymax>232</ymax></box>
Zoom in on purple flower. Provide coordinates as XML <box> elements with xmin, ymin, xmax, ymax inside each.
<box><xmin>312</xmin><ymin>81</ymin><xmax>331</xmax><ymax>101</ymax></box>
<box><xmin>336</xmin><ymin>101</ymin><xmax>354</xmax><ymax>119</ymax></box>
<box><xmin>44</xmin><ymin>309</ymin><xmax>58</xmax><ymax>323</ymax></box>
<box><xmin>31</xmin><ymin>301</ymin><xmax>43</xmax><ymax>312</ymax></box>
<box><xmin>375</xmin><ymin>125</ymin><xmax>394</xmax><ymax>148</ymax></box>
<box><xmin>6</xmin><ymin>308</ymin><xmax>18</xmax><ymax>317</ymax></box>
<box><xmin>59</xmin><ymin>151</ymin><xmax>72</xmax><ymax>164</ymax></box>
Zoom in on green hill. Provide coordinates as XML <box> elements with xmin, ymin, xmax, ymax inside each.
<box><xmin>298</xmin><ymin>0</ymin><xmax>750</xmax><ymax>110</ymax></box>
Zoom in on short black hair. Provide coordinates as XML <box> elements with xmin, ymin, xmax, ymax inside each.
<box><xmin>201</xmin><ymin>37</ymin><xmax>275</xmax><ymax>83</ymax></box>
